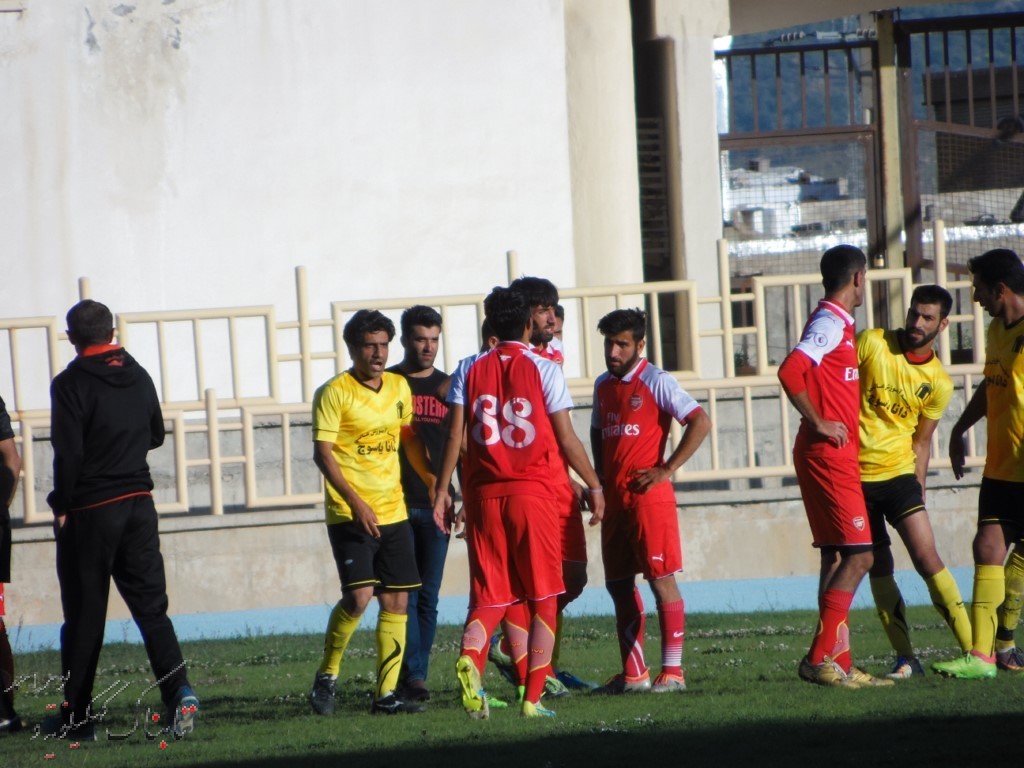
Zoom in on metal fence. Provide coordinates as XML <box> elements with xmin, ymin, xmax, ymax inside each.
<box><xmin>3</xmin><ymin>227</ymin><xmax>988</xmax><ymax>524</ymax></box>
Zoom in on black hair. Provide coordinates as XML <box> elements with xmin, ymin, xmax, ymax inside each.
<box><xmin>66</xmin><ymin>300</ymin><xmax>114</xmax><ymax>346</ymax></box>
<box><xmin>820</xmin><ymin>245</ymin><xmax>867</xmax><ymax>293</ymax></box>
<box><xmin>483</xmin><ymin>287</ymin><xmax>531</xmax><ymax>342</ymax></box>
<box><xmin>400</xmin><ymin>305</ymin><xmax>442</xmax><ymax>337</ymax></box>
<box><xmin>508</xmin><ymin>276</ymin><xmax>558</xmax><ymax>308</ymax></box>
<box><xmin>968</xmin><ymin>249</ymin><xmax>1024</xmax><ymax>295</ymax></box>
<box><xmin>910</xmin><ymin>285</ymin><xmax>953</xmax><ymax>319</ymax></box>
<box><xmin>343</xmin><ymin>309</ymin><xmax>395</xmax><ymax>350</ymax></box>
<box><xmin>597</xmin><ymin>308</ymin><xmax>647</xmax><ymax>342</ymax></box>
<box><xmin>555</xmin><ymin>303</ymin><xmax>565</xmax><ymax>320</ymax></box>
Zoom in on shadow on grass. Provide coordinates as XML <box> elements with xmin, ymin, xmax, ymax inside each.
<box><xmin>194</xmin><ymin>712</ymin><xmax>1013</xmax><ymax>768</ymax></box>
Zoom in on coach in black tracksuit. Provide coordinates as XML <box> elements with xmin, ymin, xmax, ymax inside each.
<box><xmin>47</xmin><ymin>299</ymin><xmax>198</xmax><ymax>739</ymax></box>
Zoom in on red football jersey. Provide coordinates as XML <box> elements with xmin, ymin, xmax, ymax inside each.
<box><xmin>532</xmin><ymin>335</ymin><xmax>564</xmax><ymax>366</ymax></box>
<box><xmin>448</xmin><ymin>341</ymin><xmax>572</xmax><ymax>499</ymax></box>
<box><xmin>591</xmin><ymin>358</ymin><xmax>701</xmax><ymax>497</ymax></box>
<box><xmin>786</xmin><ymin>300</ymin><xmax>860</xmax><ymax>451</ymax></box>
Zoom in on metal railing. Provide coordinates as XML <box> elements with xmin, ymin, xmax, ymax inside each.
<box><xmin>3</xmin><ymin>223</ymin><xmax>988</xmax><ymax>523</ymax></box>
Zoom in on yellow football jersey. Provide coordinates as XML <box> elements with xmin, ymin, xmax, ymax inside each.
<box><xmin>983</xmin><ymin>317</ymin><xmax>1024</xmax><ymax>482</ymax></box>
<box><xmin>857</xmin><ymin>328</ymin><xmax>953</xmax><ymax>481</ymax></box>
<box><xmin>312</xmin><ymin>370</ymin><xmax>414</xmax><ymax>525</ymax></box>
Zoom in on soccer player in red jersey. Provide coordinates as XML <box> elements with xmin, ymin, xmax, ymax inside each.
<box><xmin>590</xmin><ymin>309</ymin><xmax>710</xmax><ymax>694</ymax></box>
<box><xmin>499</xmin><ymin>277</ymin><xmax>589</xmax><ymax>695</ymax></box>
<box><xmin>777</xmin><ymin>245</ymin><xmax>892</xmax><ymax>688</ymax></box>
<box><xmin>432</xmin><ymin>286</ymin><xmax>604</xmax><ymax>718</ymax></box>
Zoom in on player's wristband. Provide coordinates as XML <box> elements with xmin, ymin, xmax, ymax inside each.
<box><xmin>587</xmin><ymin>487</ymin><xmax>603</xmax><ymax>494</ymax></box>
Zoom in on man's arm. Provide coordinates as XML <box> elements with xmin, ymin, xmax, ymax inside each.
<box><xmin>630</xmin><ymin>408</ymin><xmax>711</xmax><ymax>493</ymax></box>
<box><xmin>549</xmin><ymin>409</ymin><xmax>604</xmax><ymax>525</ymax></box>
<box><xmin>0</xmin><ymin>437</ymin><xmax>20</xmax><ymax>508</ymax></box>
<box><xmin>313</xmin><ymin>441</ymin><xmax>381</xmax><ymax>538</ymax></box>
<box><xmin>399</xmin><ymin>424</ymin><xmax>437</xmax><ymax>504</ymax></box>
<box><xmin>589</xmin><ymin>426</ymin><xmax>603</xmax><ymax>479</ymax></box>
<box><xmin>911</xmin><ymin>415</ymin><xmax>941</xmax><ymax>495</ymax></box>
<box><xmin>47</xmin><ymin>380</ymin><xmax>84</xmax><ymax>525</ymax></box>
<box><xmin>777</xmin><ymin>351</ymin><xmax>850</xmax><ymax>447</ymax></box>
<box><xmin>432</xmin><ymin>404</ymin><xmax>465</xmax><ymax>533</ymax></box>
<box><xmin>147</xmin><ymin>375</ymin><xmax>166</xmax><ymax>450</ymax></box>
<box><xmin>948</xmin><ymin>380</ymin><xmax>986</xmax><ymax>480</ymax></box>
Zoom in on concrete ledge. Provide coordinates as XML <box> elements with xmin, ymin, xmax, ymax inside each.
<box><xmin>7</xmin><ymin>473</ymin><xmax>983</xmax><ymax>644</ymax></box>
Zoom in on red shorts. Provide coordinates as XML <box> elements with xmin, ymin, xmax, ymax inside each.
<box><xmin>556</xmin><ymin>482</ymin><xmax>587</xmax><ymax>564</ymax></box>
<box><xmin>601</xmin><ymin>489</ymin><xmax>682</xmax><ymax>582</ymax></box>
<box><xmin>794</xmin><ymin>438</ymin><xmax>870</xmax><ymax>548</ymax></box>
<box><xmin>466</xmin><ymin>493</ymin><xmax>564</xmax><ymax>609</ymax></box>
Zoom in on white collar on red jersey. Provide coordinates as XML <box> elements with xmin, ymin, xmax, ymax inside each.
<box><xmin>818</xmin><ymin>299</ymin><xmax>855</xmax><ymax>326</ymax></box>
<box><xmin>614</xmin><ymin>357</ymin><xmax>648</xmax><ymax>383</ymax></box>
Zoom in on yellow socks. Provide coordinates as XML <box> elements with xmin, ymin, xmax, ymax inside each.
<box><xmin>318</xmin><ymin>602</ymin><xmax>361</xmax><ymax>677</ymax></box>
<box><xmin>551</xmin><ymin>612</ymin><xmax>564</xmax><ymax>670</ymax></box>
<box><xmin>996</xmin><ymin>549</ymin><xmax>1024</xmax><ymax>652</ymax></box>
<box><xmin>971</xmin><ymin>565</ymin><xmax>1005</xmax><ymax>660</ymax></box>
<box><xmin>925</xmin><ymin>567</ymin><xmax>972</xmax><ymax>654</ymax></box>
<box><xmin>870</xmin><ymin>575</ymin><xmax>914</xmax><ymax>657</ymax></box>
<box><xmin>376</xmin><ymin>611</ymin><xmax>408</xmax><ymax>698</ymax></box>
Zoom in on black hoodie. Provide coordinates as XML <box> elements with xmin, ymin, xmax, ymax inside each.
<box><xmin>47</xmin><ymin>346</ymin><xmax>164</xmax><ymax>515</ymax></box>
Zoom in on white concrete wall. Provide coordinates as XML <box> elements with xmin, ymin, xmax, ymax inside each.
<box><xmin>1</xmin><ymin>1</ymin><xmax>576</xmax><ymax>329</ymax></box>
<box><xmin>10</xmin><ymin>477</ymin><xmax>981</xmax><ymax>628</ymax></box>
<box><xmin>563</xmin><ymin>0</ymin><xmax>644</xmax><ymax>288</ymax></box>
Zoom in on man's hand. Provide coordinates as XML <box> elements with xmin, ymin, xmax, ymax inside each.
<box><xmin>53</xmin><ymin>514</ymin><xmax>67</xmax><ymax>538</ymax></box>
<box><xmin>433</xmin><ymin>490</ymin><xmax>452</xmax><ymax>534</ymax></box>
<box><xmin>586</xmin><ymin>489</ymin><xmax>605</xmax><ymax>525</ymax></box>
<box><xmin>815</xmin><ymin>419</ymin><xmax>849</xmax><ymax>448</ymax></box>
<box><xmin>350</xmin><ymin>497</ymin><xmax>380</xmax><ymax>538</ymax></box>
<box><xmin>949</xmin><ymin>430</ymin><xmax>967</xmax><ymax>480</ymax></box>
<box><xmin>425</xmin><ymin>474</ymin><xmax>438</xmax><ymax>507</ymax></box>
<box><xmin>569</xmin><ymin>478</ymin><xmax>586</xmax><ymax>507</ymax></box>
<box><xmin>452</xmin><ymin>504</ymin><xmax>466</xmax><ymax>539</ymax></box>
<box><xmin>628</xmin><ymin>466</ymin><xmax>672</xmax><ymax>494</ymax></box>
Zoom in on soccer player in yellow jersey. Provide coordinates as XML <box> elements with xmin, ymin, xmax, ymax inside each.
<box><xmin>857</xmin><ymin>285</ymin><xmax>971</xmax><ymax>679</ymax></box>
<box><xmin>309</xmin><ymin>309</ymin><xmax>436</xmax><ymax>714</ymax></box>
<box><xmin>935</xmin><ymin>249</ymin><xmax>1024</xmax><ymax>679</ymax></box>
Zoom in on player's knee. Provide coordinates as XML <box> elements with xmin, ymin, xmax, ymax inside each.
<box><xmin>561</xmin><ymin>582</ymin><xmax>584</xmax><ymax>607</ymax></box>
<box><xmin>909</xmin><ymin>549</ymin><xmax>944</xmax><ymax>577</ymax></box>
<box><xmin>973</xmin><ymin>527</ymin><xmax>1008</xmax><ymax>565</ymax></box>
<box><xmin>343</xmin><ymin>590</ymin><xmax>373</xmax><ymax>617</ymax></box>
<box><xmin>844</xmin><ymin>548</ymin><xmax>874</xmax><ymax>577</ymax></box>
<box><xmin>562</xmin><ymin>563</ymin><xmax>587</xmax><ymax>600</ymax></box>
<box><xmin>869</xmin><ymin>546</ymin><xmax>895</xmax><ymax>577</ymax></box>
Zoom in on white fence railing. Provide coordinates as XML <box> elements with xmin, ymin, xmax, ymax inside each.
<box><xmin>2</xmin><ymin>222</ymin><xmax>989</xmax><ymax>523</ymax></box>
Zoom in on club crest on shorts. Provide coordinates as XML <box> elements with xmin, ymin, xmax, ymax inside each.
<box><xmin>852</xmin><ymin>515</ymin><xmax>865</xmax><ymax>531</ymax></box>
<box><xmin>629</xmin><ymin>394</ymin><xmax>643</xmax><ymax>411</ymax></box>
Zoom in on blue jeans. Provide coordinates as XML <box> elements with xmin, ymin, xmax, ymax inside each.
<box><xmin>401</xmin><ymin>507</ymin><xmax>450</xmax><ymax>684</ymax></box>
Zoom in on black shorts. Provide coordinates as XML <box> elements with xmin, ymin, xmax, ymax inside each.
<box><xmin>978</xmin><ymin>477</ymin><xmax>1024</xmax><ymax>536</ymax></box>
<box><xmin>862</xmin><ymin>474</ymin><xmax>926</xmax><ymax>548</ymax></box>
<box><xmin>327</xmin><ymin>520</ymin><xmax>421</xmax><ymax>593</ymax></box>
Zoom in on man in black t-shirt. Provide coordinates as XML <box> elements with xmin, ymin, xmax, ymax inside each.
<box><xmin>388</xmin><ymin>306</ymin><xmax>451</xmax><ymax>702</ymax></box>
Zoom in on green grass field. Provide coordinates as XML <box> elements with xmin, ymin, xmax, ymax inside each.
<box><xmin>4</xmin><ymin>606</ymin><xmax>1023</xmax><ymax>768</ymax></box>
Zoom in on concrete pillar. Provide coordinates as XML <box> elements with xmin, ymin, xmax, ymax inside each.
<box><xmin>563</xmin><ymin>0</ymin><xmax>644</xmax><ymax>287</ymax></box>
<box><xmin>876</xmin><ymin>11</ymin><xmax>906</xmax><ymax>268</ymax></box>
<box><xmin>651</xmin><ymin>0</ymin><xmax>731</xmax><ymax>377</ymax></box>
